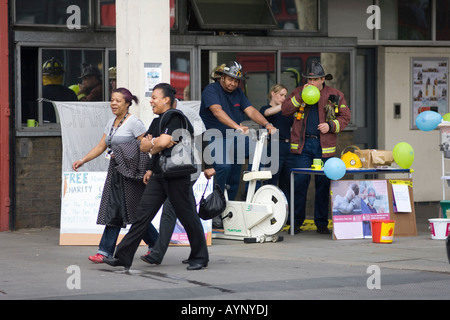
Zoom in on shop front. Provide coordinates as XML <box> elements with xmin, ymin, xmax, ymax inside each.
<box><xmin>10</xmin><ymin>0</ymin><xmax>449</xmax><ymax>230</ymax></box>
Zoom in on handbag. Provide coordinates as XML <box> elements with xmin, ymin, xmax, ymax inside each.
<box><xmin>198</xmin><ymin>179</ymin><xmax>227</xmax><ymax>220</ymax></box>
<box><xmin>105</xmin><ymin>167</ymin><xmax>127</xmax><ymax>227</ymax></box>
<box><xmin>158</xmin><ymin>109</ymin><xmax>197</xmax><ymax>179</ymax></box>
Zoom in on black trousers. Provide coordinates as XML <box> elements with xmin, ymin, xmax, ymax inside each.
<box><xmin>149</xmin><ymin>180</ymin><xmax>196</xmax><ymax>263</ymax></box>
<box><xmin>114</xmin><ymin>174</ymin><xmax>208</xmax><ymax>268</ymax></box>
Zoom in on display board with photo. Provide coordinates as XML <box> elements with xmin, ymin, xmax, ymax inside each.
<box><xmin>331</xmin><ymin>180</ymin><xmax>390</xmax><ymax>240</ymax></box>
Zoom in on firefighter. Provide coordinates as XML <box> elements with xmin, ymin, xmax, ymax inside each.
<box><xmin>282</xmin><ymin>60</ymin><xmax>351</xmax><ymax>234</ymax></box>
<box><xmin>42</xmin><ymin>57</ymin><xmax>77</xmax><ymax>123</ymax></box>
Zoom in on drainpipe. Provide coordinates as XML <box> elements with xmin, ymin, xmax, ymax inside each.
<box><xmin>0</xmin><ymin>0</ymin><xmax>10</xmax><ymax>231</ymax></box>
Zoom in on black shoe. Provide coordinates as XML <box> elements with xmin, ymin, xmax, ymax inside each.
<box><xmin>182</xmin><ymin>259</ymin><xmax>189</xmax><ymax>264</ymax></box>
<box><xmin>103</xmin><ymin>257</ymin><xmax>130</xmax><ymax>269</ymax></box>
<box><xmin>186</xmin><ymin>263</ymin><xmax>208</xmax><ymax>270</ymax></box>
<box><xmin>140</xmin><ymin>254</ymin><xmax>160</xmax><ymax>265</ymax></box>
<box><xmin>316</xmin><ymin>225</ymin><xmax>331</xmax><ymax>234</ymax></box>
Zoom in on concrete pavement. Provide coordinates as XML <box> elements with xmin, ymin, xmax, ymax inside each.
<box><xmin>0</xmin><ymin>203</ymin><xmax>449</xmax><ymax>304</ymax></box>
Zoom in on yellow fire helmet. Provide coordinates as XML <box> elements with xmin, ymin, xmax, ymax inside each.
<box><xmin>340</xmin><ymin>145</ymin><xmax>362</xmax><ymax>169</ymax></box>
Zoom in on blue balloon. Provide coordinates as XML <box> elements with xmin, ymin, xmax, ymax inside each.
<box><xmin>416</xmin><ymin>111</ymin><xmax>442</xmax><ymax>132</ymax></box>
<box><xmin>323</xmin><ymin>157</ymin><xmax>346</xmax><ymax>180</ymax></box>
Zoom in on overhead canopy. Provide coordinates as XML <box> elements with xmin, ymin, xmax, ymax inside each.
<box><xmin>190</xmin><ymin>0</ymin><xmax>278</xmax><ymax>30</ymax></box>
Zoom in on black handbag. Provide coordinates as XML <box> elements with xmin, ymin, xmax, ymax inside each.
<box><xmin>158</xmin><ymin>109</ymin><xmax>196</xmax><ymax>179</ymax></box>
<box><xmin>105</xmin><ymin>167</ymin><xmax>127</xmax><ymax>226</ymax></box>
<box><xmin>198</xmin><ymin>179</ymin><xmax>226</xmax><ymax>220</ymax></box>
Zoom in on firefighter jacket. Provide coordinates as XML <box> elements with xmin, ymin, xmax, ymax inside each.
<box><xmin>281</xmin><ymin>84</ymin><xmax>351</xmax><ymax>158</ymax></box>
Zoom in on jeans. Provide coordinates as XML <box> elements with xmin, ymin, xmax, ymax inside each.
<box><xmin>208</xmin><ymin>131</ymin><xmax>251</xmax><ymax>201</ymax></box>
<box><xmin>98</xmin><ymin>223</ymin><xmax>159</xmax><ymax>258</ymax></box>
<box><xmin>292</xmin><ymin>138</ymin><xmax>330</xmax><ymax>228</ymax></box>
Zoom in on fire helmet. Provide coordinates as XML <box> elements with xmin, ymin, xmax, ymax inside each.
<box><xmin>341</xmin><ymin>146</ymin><xmax>362</xmax><ymax>169</ymax></box>
<box><xmin>42</xmin><ymin>57</ymin><xmax>64</xmax><ymax>76</ymax></box>
<box><xmin>220</xmin><ymin>61</ymin><xmax>244</xmax><ymax>80</ymax></box>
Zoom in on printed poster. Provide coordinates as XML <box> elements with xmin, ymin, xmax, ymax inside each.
<box><xmin>331</xmin><ymin>180</ymin><xmax>390</xmax><ymax>240</ymax></box>
<box><xmin>412</xmin><ymin>58</ymin><xmax>448</xmax><ymax>129</ymax></box>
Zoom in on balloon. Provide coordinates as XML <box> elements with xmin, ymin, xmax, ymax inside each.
<box><xmin>69</xmin><ymin>84</ymin><xmax>80</xmax><ymax>95</ymax></box>
<box><xmin>393</xmin><ymin>142</ymin><xmax>414</xmax><ymax>169</ymax></box>
<box><xmin>301</xmin><ymin>85</ymin><xmax>320</xmax><ymax>105</ymax></box>
<box><xmin>443</xmin><ymin>113</ymin><xmax>450</xmax><ymax>122</ymax></box>
<box><xmin>323</xmin><ymin>157</ymin><xmax>346</xmax><ymax>180</ymax></box>
<box><xmin>415</xmin><ymin>111</ymin><xmax>442</xmax><ymax>131</ymax></box>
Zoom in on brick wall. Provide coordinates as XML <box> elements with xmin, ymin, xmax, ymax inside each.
<box><xmin>15</xmin><ymin>137</ymin><xmax>62</xmax><ymax>229</ymax></box>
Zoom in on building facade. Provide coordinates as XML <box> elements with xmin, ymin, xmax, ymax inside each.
<box><xmin>2</xmin><ymin>0</ymin><xmax>450</xmax><ymax>230</ymax></box>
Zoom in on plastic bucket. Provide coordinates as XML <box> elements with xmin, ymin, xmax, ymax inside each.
<box><xmin>428</xmin><ymin>218</ymin><xmax>450</xmax><ymax>240</ymax></box>
<box><xmin>371</xmin><ymin>220</ymin><xmax>395</xmax><ymax>243</ymax></box>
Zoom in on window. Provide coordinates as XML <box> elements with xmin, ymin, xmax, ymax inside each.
<box><xmin>206</xmin><ymin>51</ymin><xmax>277</xmax><ymax>110</ymax></box>
<box><xmin>281</xmin><ymin>51</ymin><xmax>352</xmax><ymax>121</ymax></box>
<box><xmin>202</xmin><ymin>50</ymin><xmax>352</xmax><ymax>125</ymax></box>
<box><xmin>271</xmin><ymin>0</ymin><xmax>319</xmax><ymax>31</ymax></box>
<box><xmin>437</xmin><ymin>0</ymin><xmax>450</xmax><ymax>40</ymax></box>
<box><xmin>281</xmin><ymin>52</ymin><xmax>350</xmax><ymax>100</ymax></box>
<box><xmin>328</xmin><ymin>0</ymin><xmax>450</xmax><ymax>43</ymax></box>
<box><xmin>189</xmin><ymin>0</ymin><xmax>278</xmax><ymax>30</ymax></box>
<box><xmin>328</xmin><ymin>0</ymin><xmax>373</xmax><ymax>39</ymax></box>
<box><xmin>171</xmin><ymin>51</ymin><xmax>191</xmax><ymax>101</ymax></box>
<box><xmin>19</xmin><ymin>47</ymin><xmax>112</xmax><ymax>128</ymax></box>
<box><xmin>14</xmin><ymin>0</ymin><xmax>90</xmax><ymax>27</ymax></box>
<box><xmin>97</xmin><ymin>0</ymin><xmax>177</xmax><ymax>29</ymax></box>
<box><xmin>379</xmin><ymin>0</ymin><xmax>431</xmax><ymax>41</ymax></box>
<box><xmin>99</xmin><ymin>0</ymin><xmax>116</xmax><ymax>27</ymax></box>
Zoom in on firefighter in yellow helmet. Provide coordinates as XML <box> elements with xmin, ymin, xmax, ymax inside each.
<box><xmin>42</xmin><ymin>57</ymin><xmax>77</xmax><ymax>122</ymax></box>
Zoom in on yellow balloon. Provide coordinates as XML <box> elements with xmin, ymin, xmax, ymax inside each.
<box><xmin>393</xmin><ymin>142</ymin><xmax>414</xmax><ymax>169</ymax></box>
<box><xmin>301</xmin><ymin>86</ymin><xmax>320</xmax><ymax>105</ymax></box>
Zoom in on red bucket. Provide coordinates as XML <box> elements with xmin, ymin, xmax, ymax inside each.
<box><xmin>371</xmin><ymin>220</ymin><xmax>395</xmax><ymax>243</ymax></box>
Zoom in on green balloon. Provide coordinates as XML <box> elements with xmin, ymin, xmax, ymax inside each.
<box><xmin>301</xmin><ymin>85</ymin><xmax>320</xmax><ymax>105</ymax></box>
<box><xmin>393</xmin><ymin>142</ymin><xmax>414</xmax><ymax>169</ymax></box>
<box><xmin>443</xmin><ymin>113</ymin><xmax>450</xmax><ymax>122</ymax></box>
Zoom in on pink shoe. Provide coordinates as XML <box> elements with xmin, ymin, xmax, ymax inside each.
<box><xmin>88</xmin><ymin>253</ymin><xmax>105</xmax><ymax>263</ymax></box>
<box><xmin>142</xmin><ymin>250</ymin><xmax>151</xmax><ymax>257</ymax></box>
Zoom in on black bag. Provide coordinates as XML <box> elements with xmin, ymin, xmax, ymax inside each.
<box><xmin>158</xmin><ymin>109</ymin><xmax>197</xmax><ymax>179</ymax></box>
<box><xmin>198</xmin><ymin>179</ymin><xmax>226</xmax><ymax>220</ymax></box>
<box><xmin>105</xmin><ymin>167</ymin><xmax>127</xmax><ymax>226</ymax></box>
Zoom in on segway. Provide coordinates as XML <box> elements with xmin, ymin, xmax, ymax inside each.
<box><xmin>214</xmin><ymin>131</ymin><xmax>288</xmax><ymax>243</ymax></box>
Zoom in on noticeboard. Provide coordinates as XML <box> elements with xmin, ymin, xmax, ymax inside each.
<box><xmin>331</xmin><ymin>179</ymin><xmax>416</xmax><ymax>240</ymax></box>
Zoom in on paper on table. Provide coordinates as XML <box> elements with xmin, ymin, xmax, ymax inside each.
<box><xmin>392</xmin><ymin>184</ymin><xmax>412</xmax><ymax>212</ymax></box>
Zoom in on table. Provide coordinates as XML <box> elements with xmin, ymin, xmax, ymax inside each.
<box><xmin>289</xmin><ymin>168</ymin><xmax>413</xmax><ymax>235</ymax></box>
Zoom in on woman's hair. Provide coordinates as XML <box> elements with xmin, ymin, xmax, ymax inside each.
<box><xmin>153</xmin><ymin>83</ymin><xmax>177</xmax><ymax>108</ymax></box>
<box><xmin>268</xmin><ymin>83</ymin><xmax>287</xmax><ymax>100</ymax></box>
<box><xmin>112</xmin><ymin>87</ymin><xmax>139</xmax><ymax>106</ymax></box>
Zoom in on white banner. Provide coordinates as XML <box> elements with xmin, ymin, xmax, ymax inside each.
<box><xmin>55</xmin><ymin>101</ymin><xmax>212</xmax><ymax>246</ymax></box>
<box><xmin>56</xmin><ymin>101</ymin><xmax>111</xmax><ymax>173</ymax></box>
<box><xmin>56</xmin><ymin>101</ymin><xmax>112</xmax><ymax>244</ymax></box>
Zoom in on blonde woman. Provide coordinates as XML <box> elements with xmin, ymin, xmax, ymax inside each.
<box><xmin>259</xmin><ymin>84</ymin><xmax>294</xmax><ymax>221</ymax></box>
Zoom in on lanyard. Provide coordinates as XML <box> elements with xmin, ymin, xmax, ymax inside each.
<box><xmin>107</xmin><ymin>112</ymin><xmax>129</xmax><ymax>149</ymax></box>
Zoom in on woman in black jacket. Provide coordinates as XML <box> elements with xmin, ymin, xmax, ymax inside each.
<box><xmin>104</xmin><ymin>83</ymin><xmax>209</xmax><ymax>270</ymax></box>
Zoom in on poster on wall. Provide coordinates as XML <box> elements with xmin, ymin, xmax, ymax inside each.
<box><xmin>411</xmin><ymin>57</ymin><xmax>448</xmax><ymax>129</ymax></box>
<box><xmin>331</xmin><ymin>180</ymin><xmax>390</xmax><ymax>240</ymax></box>
<box><xmin>55</xmin><ymin>101</ymin><xmax>212</xmax><ymax>246</ymax></box>
<box><xmin>144</xmin><ymin>62</ymin><xmax>162</xmax><ymax>97</ymax></box>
